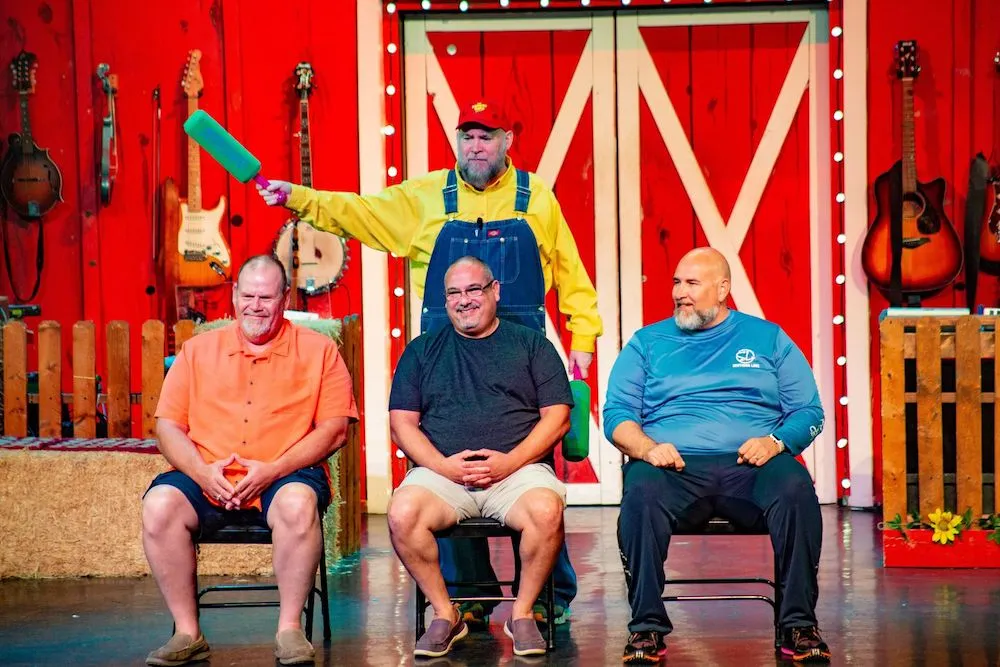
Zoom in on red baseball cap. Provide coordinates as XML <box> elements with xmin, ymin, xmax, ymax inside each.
<box><xmin>456</xmin><ymin>98</ymin><xmax>510</xmax><ymax>131</ymax></box>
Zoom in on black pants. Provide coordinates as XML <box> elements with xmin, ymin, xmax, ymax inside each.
<box><xmin>617</xmin><ymin>454</ymin><xmax>822</xmax><ymax>634</ymax></box>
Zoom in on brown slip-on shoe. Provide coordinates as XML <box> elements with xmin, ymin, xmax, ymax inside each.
<box><xmin>275</xmin><ymin>628</ymin><xmax>316</xmax><ymax>665</ymax></box>
<box><xmin>145</xmin><ymin>633</ymin><xmax>210</xmax><ymax>666</ymax></box>
<box><xmin>504</xmin><ymin>617</ymin><xmax>547</xmax><ymax>656</ymax></box>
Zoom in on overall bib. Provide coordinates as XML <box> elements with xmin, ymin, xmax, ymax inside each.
<box><xmin>423</xmin><ymin>168</ymin><xmax>577</xmax><ymax>612</ymax></box>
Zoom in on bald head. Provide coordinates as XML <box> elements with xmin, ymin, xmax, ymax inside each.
<box><xmin>677</xmin><ymin>247</ymin><xmax>731</xmax><ymax>282</ymax></box>
<box><xmin>672</xmin><ymin>247</ymin><xmax>731</xmax><ymax>331</ymax></box>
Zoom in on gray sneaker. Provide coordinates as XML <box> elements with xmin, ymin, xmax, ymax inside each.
<box><xmin>504</xmin><ymin>617</ymin><xmax>547</xmax><ymax>656</ymax></box>
<box><xmin>414</xmin><ymin>617</ymin><xmax>469</xmax><ymax>658</ymax></box>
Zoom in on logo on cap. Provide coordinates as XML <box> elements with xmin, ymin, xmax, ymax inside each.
<box><xmin>472</xmin><ymin>102</ymin><xmax>488</xmax><ymax>112</ymax></box>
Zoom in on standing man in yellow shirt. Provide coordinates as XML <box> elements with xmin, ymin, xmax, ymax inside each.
<box><xmin>258</xmin><ymin>98</ymin><xmax>602</xmax><ymax>627</ymax></box>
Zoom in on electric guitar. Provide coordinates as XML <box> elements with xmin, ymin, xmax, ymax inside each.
<box><xmin>177</xmin><ymin>49</ymin><xmax>230</xmax><ymax>285</ymax></box>
<box><xmin>980</xmin><ymin>52</ymin><xmax>1000</xmax><ymax>263</ymax></box>
<box><xmin>274</xmin><ymin>62</ymin><xmax>347</xmax><ymax>304</ymax></box>
<box><xmin>861</xmin><ymin>40</ymin><xmax>963</xmax><ymax>294</ymax></box>
<box><xmin>96</xmin><ymin>64</ymin><xmax>119</xmax><ymax>206</ymax></box>
<box><xmin>0</xmin><ymin>51</ymin><xmax>63</xmax><ymax>219</ymax></box>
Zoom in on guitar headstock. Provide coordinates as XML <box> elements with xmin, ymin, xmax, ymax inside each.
<box><xmin>10</xmin><ymin>51</ymin><xmax>38</xmax><ymax>95</ymax></box>
<box><xmin>96</xmin><ymin>63</ymin><xmax>118</xmax><ymax>95</ymax></box>
<box><xmin>895</xmin><ymin>40</ymin><xmax>920</xmax><ymax>80</ymax></box>
<box><xmin>295</xmin><ymin>62</ymin><xmax>315</xmax><ymax>95</ymax></box>
<box><xmin>182</xmin><ymin>49</ymin><xmax>204</xmax><ymax>99</ymax></box>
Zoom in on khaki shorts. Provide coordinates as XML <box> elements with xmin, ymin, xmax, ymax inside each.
<box><xmin>396</xmin><ymin>462</ymin><xmax>566</xmax><ymax>525</ymax></box>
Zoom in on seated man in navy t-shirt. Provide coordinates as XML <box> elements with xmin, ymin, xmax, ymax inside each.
<box><xmin>604</xmin><ymin>247</ymin><xmax>832</xmax><ymax>665</ymax></box>
<box><xmin>387</xmin><ymin>256</ymin><xmax>572</xmax><ymax>659</ymax></box>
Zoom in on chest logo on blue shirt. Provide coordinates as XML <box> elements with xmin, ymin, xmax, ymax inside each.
<box><xmin>733</xmin><ymin>348</ymin><xmax>761</xmax><ymax>369</ymax></box>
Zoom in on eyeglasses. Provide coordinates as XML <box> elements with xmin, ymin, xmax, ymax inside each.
<box><xmin>445</xmin><ymin>280</ymin><xmax>496</xmax><ymax>301</ymax></box>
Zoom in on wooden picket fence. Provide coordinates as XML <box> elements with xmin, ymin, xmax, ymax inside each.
<box><xmin>0</xmin><ymin>317</ymin><xmax>363</xmax><ymax>556</ymax></box>
<box><xmin>880</xmin><ymin>316</ymin><xmax>999</xmax><ymax>524</ymax></box>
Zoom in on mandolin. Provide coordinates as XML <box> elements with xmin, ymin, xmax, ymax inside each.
<box><xmin>176</xmin><ymin>49</ymin><xmax>230</xmax><ymax>285</ymax></box>
<box><xmin>0</xmin><ymin>51</ymin><xmax>63</xmax><ymax>219</ymax></box>
<box><xmin>274</xmin><ymin>62</ymin><xmax>347</xmax><ymax>305</ymax></box>
<box><xmin>979</xmin><ymin>52</ymin><xmax>1000</xmax><ymax>264</ymax></box>
<box><xmin>861</xmin><ymin>41</ymin><xmax>963</xmax><ymax>295</ymax></box>
<box><xmin>96</xmin><ymin>64</ymin><xmax>119</xmax><ymax>206</ymax></box>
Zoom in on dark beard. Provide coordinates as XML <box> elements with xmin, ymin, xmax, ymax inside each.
<box><xmin>458</xmin><ymin>158</ymin><xmax>506</xmax><ymax>190</ymax></box>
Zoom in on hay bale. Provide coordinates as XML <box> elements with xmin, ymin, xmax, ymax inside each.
<box><xmin>0</xmin><ymin>449</ymin><xmax>343</xmax><ymax>579</ymax></box>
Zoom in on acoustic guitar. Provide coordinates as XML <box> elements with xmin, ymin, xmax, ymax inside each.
<box><xmin>861</xmin><ymin>41</ymin><xmax>963</xmax><ymax>294</ymax></box>
<box><xmin>274</xmin><ymin>62</ymin><xmax>347</xmax><ymax>306</ymax></box>
<box><xmin>176</xmin><ymin>49</ymin><xmax>230</xmax><ymax>285</ymax></box>
<box><xmin>979</xmin><ymin>52</ymin><xmax>1000</xmax><ymax>264</ymax></box>
<box><xmin>96</xmin><ymin>64</ymin><xmax>119</xmax><ymax>206</ymax></box>
<box><xmin>0</xmin><ymin>51</ymin><xmax>63</xmax><ymax>219</ymax></box>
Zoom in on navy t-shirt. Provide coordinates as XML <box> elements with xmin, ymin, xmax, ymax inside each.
<box><xmin>388</xmin><ymin>320</ymin><xmax>573</xmax><ymax>466</ymax></box>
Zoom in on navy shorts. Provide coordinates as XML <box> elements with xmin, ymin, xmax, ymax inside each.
<box><xmin>145</xmin><ymin>465</ymin><xmax>331</xmax><ymax>537</ymax></box>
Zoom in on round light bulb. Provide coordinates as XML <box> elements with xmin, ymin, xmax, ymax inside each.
<box><xmin>582</xmin><ymin>0</ymin><xmax>590</xmax><ymax>4</ymax></box>
<box><xmin>841</xmin><ymin>478</ymin><xmax>851</xmax><ymax>489</ymax></box>
<box><xmin>837</xmin><ymin>438</ymin><xmax>848</xmax><ymax>449</ymax></box>
<box><xmin>391</xmin><ymin>328</ymin><xmax>401</xmax><ymax>338</ymax></box>
<box><xmin>387</xmin><ymin>166</ymin><xmax>398</xmax><ymax>178</ymax></box>
<box><xmin>837</xmin><ymin>233</ymin><xmax>847</xmax><ymax>244</ymax></box>
<box><xmin>839</xmin><ymin>396</ymin><xmax>849</xmax><ymax>406</ymax></box>
<box><xmin>459</xmin><ymin>0</ymin><xmax>469</xmax><ymax>9</ymax></box>
<box><xmin>393</xmin><ymin>287</ymin><xmax>405</xmax><ymax>297</ymax></box>
<box><xmin>833</xmin><ymin>315</ymin><xmax>845</xmax><ymax>325</ymax></box>
<box><xmin>836</xmin><ymin>193</ymin><xmax>846</xmax><ymax>203</ymax></box>
<box><xmin>386</xmin><ymin>3</ymin><xmax>396</xmax><ymax>13</ymax></box>
<box><xmin>834</xmin><ymin>110</ymin><xmax>844</xmax><ymax>121</ymax></box>
<box><xmin>500</xmin><ymin>0</ymin><xmax>510</xmax><ymax>5</ymax></box>
<box><xmin>833</xmin><ymin>69</ymin><xmax>843</xmax><ymax>80</ymax></box>
<box><xmin>837</xmin><ymin>356</ymin><xmax>847</xmax><ymax>366</ymax></box>
<box><xmin>386</xmin><ymin>84</ymin><xmax>396</xmax><ymax>96</ymax></box>
<box><xmin>831</xmin><ymin>26</ymin><xmax>843</xmax><ymax>37</ymax></box>
<box><xmin>381</xmin><ymin>125</ymin><xmax>395</xmax><ymax>136</ymax></box>
<box><xmin>446</xmin><ymin>44</ymin><xmax>458</xmax><ymax>56</ymax></box>
<box><xmin>395</xmin><ymin>448</ymin><xmax>406</xmax><ymax>459</ymax></box>
<box><xmin>835</xmin><ymin>274</ymin><xmax>846</xmax><ymax>285</ymax></box>
<box><xmin>421</xmin><ymin>0</ymin><xmax>430</xmax><ymax>8</ymax></box>
<box><xmin>387</xmin><ymin>43</ymin><xmax>398</xmax><ymax>54</ymax></box>
<box><xmin>540</xmin><ymin>0</ymin><xmax>549</xmax><ymax>6</ymax></box>
<box><xmin>834</xmin><ymin>151</ymin><xmax>844</xmax><ymax>162</ymax></box>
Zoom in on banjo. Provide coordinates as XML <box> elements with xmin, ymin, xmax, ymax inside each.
<box><xmin>274</xmin><ymin>62</ymin><xmax>347</xmax><ymax>304</ymax></box>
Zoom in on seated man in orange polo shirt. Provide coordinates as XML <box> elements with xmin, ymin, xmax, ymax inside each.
<box><xmin>141</xmin><ymin>255</ymin><xmax>358</xmax><ymax>667</ymax></box>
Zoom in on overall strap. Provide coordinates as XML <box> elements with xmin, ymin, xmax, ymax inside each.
<box><xmin>513</xmin><ymin>168</ymin><xmax>531</xmax><ymax>217</ymax></box>
<box><xmin>442</xmin><ymin>169</ymin><xmax>459</xmax><ymax>217</ymax></box>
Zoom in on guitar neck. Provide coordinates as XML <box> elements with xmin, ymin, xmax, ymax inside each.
<box><xmin>299</xmin><ymin>96</ymin><xmax>313</xmax><ymax>188</ymax></box>
<box><xmin>18</xmin><ymin>93</ymin><xmax>33</xmax><ymax>153</ymax></box>
<box><xmin>901</xmin><ymin>78</ymin><xmax>917</xmax><ymax>193</ymax></box>
<box><xmin>187</xmin><ymin>96</ymin><xmax>202</xmax><ymax>211</ymax></box>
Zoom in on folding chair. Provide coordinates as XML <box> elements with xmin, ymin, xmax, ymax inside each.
<box><xmin>662</xmin><ymin>516</ymin><xmax>781</xmax><ymax>648</ymax></box>
<box><xmin>193</xmin><ymin>506</ymin><xmax>331</xmax><ymax>642</ymax></box>
<box><xmin>414</xmin><ymin>517</ymin><xmax>557</xmax><ymax>651</ymax></box>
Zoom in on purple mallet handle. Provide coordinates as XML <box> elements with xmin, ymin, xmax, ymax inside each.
<box><xmin>253</xmin><ymin>174</ymin><xmax>288</xmax><ymax>205</ymax></box>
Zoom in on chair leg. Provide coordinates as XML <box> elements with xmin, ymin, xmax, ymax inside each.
<box><xmin>319</xmin><ymin>543</ymin><xmax>331</xmax><ymax>642</ymax></box>
<box><xmin>772</xmin><ymin>550</ymin><xmax>782</xmax><ymax>649</ymax></box>
<box><xmin>546</xmin><ymin>571</ymin><xmax>555</xmax><ymax>651</ymax></box>
<box><xmin>304</xmin><ymin>583</ymin><xmax>315</xmax><ymax>642</ymax></box>
<box><xmin>415</xmin><ymin>586</ymin><xmax>427</xmax><ymax>640</ymax></box>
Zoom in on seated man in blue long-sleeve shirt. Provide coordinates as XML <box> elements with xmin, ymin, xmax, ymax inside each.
<box><xmin>604</xmin><ymin>247</ymin><xmax>831</xmax><ymax>665</ymax></box>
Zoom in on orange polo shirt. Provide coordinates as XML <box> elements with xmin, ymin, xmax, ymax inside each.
<box><xmin>155</xmin><ymin>320</ymin><xmax>358</xmax><ymax>509</ymax></box>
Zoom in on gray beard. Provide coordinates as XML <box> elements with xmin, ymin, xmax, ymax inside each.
<box><xmin>675</xmin><ymin>304</ymin><xmax>719</xmax><ymax>331</ymax></box>
<box><xmin>458</xmin><ymin>157</ymin><xmax>506</xmax><ymax>190</ymax></box>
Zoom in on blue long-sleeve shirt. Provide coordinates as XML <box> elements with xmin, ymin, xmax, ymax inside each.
<box><xmin>603</xmin><ymin>310</ymin><xmax>825</xmax><ymax>455</ymax></box>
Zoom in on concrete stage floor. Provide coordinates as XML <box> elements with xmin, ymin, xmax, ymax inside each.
<box><xmin>1</xmin><ymin>507</ymin><xmax>999</xmax><ymax>666</ymax></box>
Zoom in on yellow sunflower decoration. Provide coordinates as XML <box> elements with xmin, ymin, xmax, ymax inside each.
<box><xmin>928</xmin><ymin>509</ymin><xmax>962</xmax><ymax>544</ymax></box>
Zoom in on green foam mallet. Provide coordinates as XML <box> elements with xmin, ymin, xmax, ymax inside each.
<box><xmin>183</xmin><ymin>109</ymin><xmax>287</xmax><ymax>205</ymax></box>
<box><xmin>562</xmin><ymin>366</ymin><xmax>590</xmax><ymax>462</ymax></box>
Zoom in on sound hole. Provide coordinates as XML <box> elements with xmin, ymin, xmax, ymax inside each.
<box><xmin>903</xmin><ymin>192</ymin><xmax>939</xmax><ymax>234</ymax></box>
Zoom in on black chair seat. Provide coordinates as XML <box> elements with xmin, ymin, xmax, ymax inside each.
<box><xmin>414</xmin><ymin>517</ymin><xmax>557</xmax><ymax>651</ymax></box>
<box><xmin>192</xmin><ymin>509</ymin><xmax>331</xmax><ymax>642</ymax></box>
<box><xmin>662</xmin><ymin>516</ymin><xmax>780</xmax><ymax>649</ymax></box>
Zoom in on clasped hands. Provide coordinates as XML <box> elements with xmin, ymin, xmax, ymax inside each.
<box><xmin>197</xmin><ymin>453</ymin><xmax>279</xmax><ymax>510</ymax></box>
<box><xmin>439</xmin><ymin>449</ymin><xmax>518</xmax><ymax>488</ymax></box>
<box><xmin>642</xmin><ymin>436</ymin><xmax>780</xmax><ymax>470</ymax></box>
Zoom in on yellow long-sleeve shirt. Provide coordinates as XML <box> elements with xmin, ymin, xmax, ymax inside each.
<box><xmin>286</xmin><ymin>163</ymin><xmax>603</xmax><ymax>352</ymax></box>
